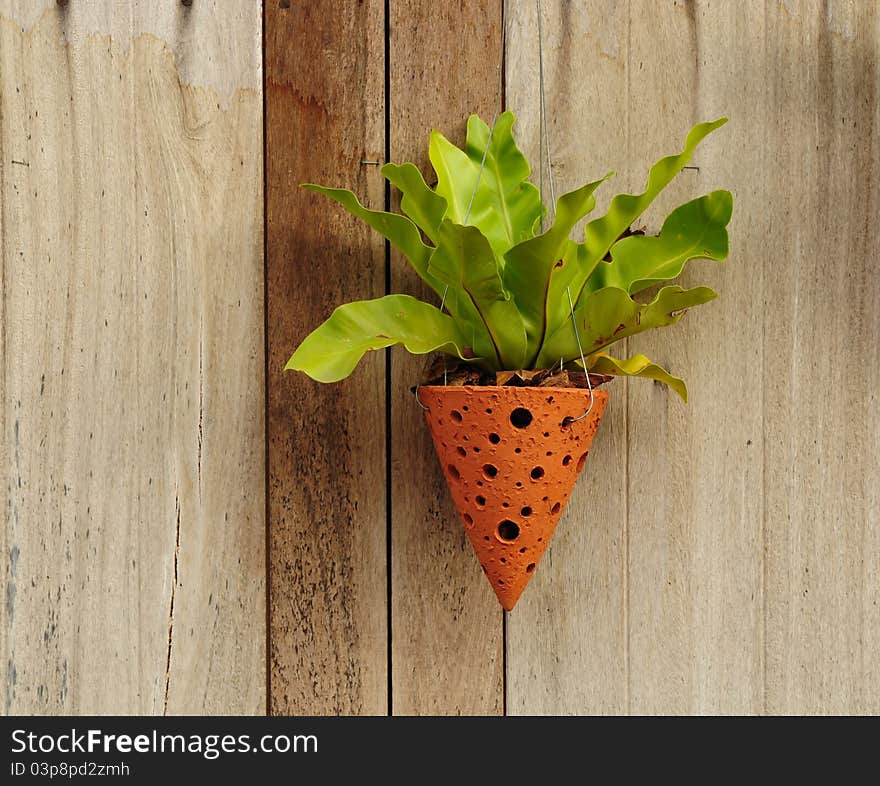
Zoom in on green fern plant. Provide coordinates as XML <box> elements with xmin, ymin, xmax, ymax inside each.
<box><xmin>287</xmin><ymin>112</ymin><xmax>732</xmax><ymax>400</ymax></box>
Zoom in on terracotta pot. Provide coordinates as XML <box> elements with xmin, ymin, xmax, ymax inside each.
<box><xmin>420</xmin><ymin>385</ymin><xmax>609</xmax><ymax>611</ymax></box>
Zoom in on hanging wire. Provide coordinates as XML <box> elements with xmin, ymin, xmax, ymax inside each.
<box><xmin>566</xmin><ymin>286</ymin><xmax>594</xmax><ymax>422</ymax></box>
<box><xmin>536</xmin><ymin>0</ymin><xmax>594</xmax><ymax>422</ymax></box>
<box><xmin>537</xmin><ymin>2</ymin><xmax>545</xmax><ymax>233</ymax></box>
<box><xmin>536</xmin><ymin>0</ymin><xmax>556</xmax><ymax>221</ymax></box>
<box><xmin>419</xmin><ymin>0</ymin><xmax>593</xmax><ymax>421</ymax></box>
<box><xmin>445</xmin><ymin>0</ymin><xmax>508</xmax><ymax>297</ymax></box>
<box><xmin>415</xmin><ymin>0</ymin><xmax>508</xmax><ymax>407</ymax></box>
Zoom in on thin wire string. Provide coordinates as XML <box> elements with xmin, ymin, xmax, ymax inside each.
<box><xmin>421</xmin><ymin>0</ymin><xmax>593</xmax><ymax>421</ymax></box>
<box><xmin>536</xmin><ymin>0</ymin><xmax>593</xmax><ymax>420</ymax></box>
<box><xmin>536</xmin><ymin>0</ymin><xmax>556</xmax><ymax>218</ymax></box>
<box><xmin>418</xmin><ymin>0</ymin><xmax>507</xmax><ymax>404</ymax></box>
<box><xmin>442</xmin><ymin>0</ymin><xmax>508</xmax><ymax>306</ymax></box>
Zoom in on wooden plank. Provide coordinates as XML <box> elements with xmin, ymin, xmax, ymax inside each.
<box><xmin>507</xmin><ymin>0</ymin><xmax>880</xmax><ymax>716</ymax></box>
<box><xmin>389</xmin><ymin>0</ymin><xmax>504</xmax><ymax>715</ymax></box>
<box><xmin>0</xmin><ymin>1</ymin><xmax>265</xmax><ymax>714</ymax></box>
<box><xmin>762</xmin><ymin>0</ymin><xmax>880</xmax><ymax>714</ymax></box>
<box><xmin>265</xmin><ymin>1</ymin><xmax>387</xmax><ymax>714</ymax></box>
<box><xmin>504</xmin><ymin>0</ymin><xmax>629</xmax><ymax>716</ymax></box>
<box><xmin>621</xmin><ymin>0</ymin><xmax>765</xmax><ymax>715</ymax></box>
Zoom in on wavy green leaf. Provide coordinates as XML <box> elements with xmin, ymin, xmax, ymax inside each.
<box><xmin>585</xmin><ymin>352</ymin><xmax>688</xmax><ymax>401</ymax></box>
<box><xmin>285</xmin><ymin>295</ymin><xmax>473</xmax><ymax>383</ymax></box>
<box><xmin>429</xmin><ymin>111</ymin><xmax>542</xmax><ymax>257</ymax></box>
<box><xmin>302</xmin><ymin>184</ymin><xmax>443</xmax><ymax>298</ymax></box>
<box><xmin>586</xmin><ymin>190</ymin><xmax>732</xmax><ymax>295</ymax></box>
<box><xmin>541</xmin><ymin>118</ymin><xmax>727</xmax><ymax>356</ymax></box>
<box><xmin>537</xmin><ymin>284</ymin><xmax>717</xmax><ymax>368</ymax></box>
<box><xmin>503</xmin><ymin>174</ymin><xmax>613</xmax><ymax>364</ymax></box>
<box><xmin>428</xmin><ymin>220</ymin><xmax>527</xmax><ymax>370</ymax></box>
<box><xmin>465</xmin><ymin>112</ymin><xmax>544</xmax><ymax>250</ymax></box>
<box><xmin>289</xmin><ymin>115</ymin><xmax>732</xmax><ymax>386</ymax></box>
<box><xmin>381</xmin><ymin>162</ymin><xmax>447</xmax><ymax>244</ymax></box>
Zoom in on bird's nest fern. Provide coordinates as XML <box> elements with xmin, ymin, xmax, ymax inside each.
<box><xmin>287</xmin><ymin>112</ymin><xmax>732</xmax><ymax>401</ymax></box>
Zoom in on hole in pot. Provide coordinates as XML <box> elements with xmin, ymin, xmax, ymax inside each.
<box><xmin>473</xmin><ymin>446</ymin><xmax>481</xmax><ymax>453</ymax></box>
<box><xmin>462</xmin><ymin>513</ymin><xmax>473</xmax><ymax>527</ymax></box>
<box><xmin>483</xmin><ymin>535</ymin><xmax>490</xmax><ymax>541</ymax></box>
<box><xmin>546</xmin><ymin>451</ymin><xmax>553</xmax><ymax>457</ymax></box>
<box><xmin>551</xmin><ymin>502</ymin><xmax>561</xmax><ymax>515</ymax></box>
<box><xmin>488</xmin><ymin>433</ymin><xmax>501</xmax><ymax>444</ymax></box>
<box><xmin>456</xmin><ymin>446</ymin><xmax>467</xmax><ymax>457</ymax></box>
<box><xmin>530</xmin><ymin>466</ymin><xmax>545</xmax><ymax>480</ymax></box>
<box><xmin>514</xmin><ymin>447</ymin><xmax>522</xmax><ymax>454</ymax></box>
<box><xmin>521</xmin><ymin>506</ymin><xmax>532</xmax><ymax>517</ymax></box>
<box><xmin>526</xmin><ymin>563</ymin><xmax>536</xmax><ymax>574</ymax></box>
<box><xmin>510</xmin><ymin>407</ymin><xmax>533</xmax><ymax>429</ymax></box>
<box><xmin>476</xmin><ymin>480</ymin><xmax>484</xmax><ymax>487</ymax></box>
<box><xmin>496</xmin><ymin>520</ymin><xmax>520</xmax><ymax>542</ymax></box>
<box><xmin>482</xmin><ymin>463</ymin><xmax>498</xmax><ymax>479</ymax></box>
<box><xmin>519</xmin><ymin>546</ymin><xmax>527</xmax><ymax>554</ymax></box>
<box><xmin>515</xmin><ymin>481</ymin><xmax>523</xmax><ymax>488</ymax></box>
<box><xmin>475</xmin><ymin>495</ymin><xmax>487</xmax><ymax>508</ymax></box>
<box><xmin>502</xmin><ymin>501</ymin><xmax>510</xmax><ymax>508</ymax></box>
<box><xmin>542</xmin><ymin>496</ymin><xmax>549</xmax><ymax>502</ymax></box>
<box><xmin>451</xmin><ymin>410</ymin><xmax>463</xmax><ymax>422</ymax></box>
<box><xmin>462</xmin><ymin>405</ymin><xmax>469</xmax><ymax>411</ymax></box>
<box><xmin>543</xmin><ymin>431</ymin><xmax>550</xmax><ymax>438</ymax></box>
<box><xmin>447</xmin><ymin>465</ymin><xmax>460</xmax><ymax>480</ymax></box>
<box><xmin>562</xmin><ymin>454</ymin><xmax>573</xmax><ymax>466</ymax></box>
<box><xmin>577</xmin><ymin>451</ymin><xmax>589</xmax><ymax>472</ymax></box>
<box><xmin>486</xmin><ymin>408</ymin><xmax>493</xmax><ymax>414</ymax></box>
<box><xmin>498</xmin><ymin>579</ymin><xmax>505</xmax><ymax>585</ymax></box>
<box><xmin>546</xmin><ymin>395</ymin><xmax>554</xmax><ymax>404</ymax></box>
<box><xmin>500</xmin><ymin>557</ymin><xmax>507</xmax><ymax>564</ymax></box>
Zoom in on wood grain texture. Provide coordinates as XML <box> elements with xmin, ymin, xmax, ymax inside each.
<box><xmin>761</xmin><ymin>0</ymin><xmax>880</xmax><ymax>714</ymax></box>
<box><xmin>507</xmin><ymin>0</ymin><xmax>879</xmax><ymax>715</ymax></box>
<box><xmin>0</xmin><ymin>2</ymin><xmax>264</xmax><ymax>714</ymax></box>
<box><xmin>505</xmin><ymin>0</ymin><xmax>630</xmax><ymax>716</ymax></box>
<box><xmin>2</xmin><ymin>0</ymin><xmax>878</xmax><ymax>719</ymax></box>
<box><xmin>266</xmin><ymin>0</ymin><xmax>387</xmax><ymax>715</ymax></box>
<box><xmin>389</xmin><ymin>0</ymin><xmax>504</xmax><ymax>715</ymax></box>
<box><xmin>624</xmin><ymin>0</ymin><xmax>764</xmax><ymax>715</ymax></box>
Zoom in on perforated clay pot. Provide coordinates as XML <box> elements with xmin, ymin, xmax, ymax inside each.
<box><xmin>420</xmin><ymin>385</ymin><xmax>609</xmax><ymax>611</ymax></box>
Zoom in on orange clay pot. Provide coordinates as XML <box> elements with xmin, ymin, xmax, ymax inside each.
<box><xmin>420</xmin><ymin>385</ymin><xmax>609</xmax><ymax>611</ymax></box>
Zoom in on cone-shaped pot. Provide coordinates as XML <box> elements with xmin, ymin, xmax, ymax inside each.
<box><xmin>420</xmin><ymin>385</ymin><xmax>609</xmax><ymax>611</ymax></box>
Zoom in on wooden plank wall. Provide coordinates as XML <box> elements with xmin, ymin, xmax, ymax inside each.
<box><xmin>761</xmin><ymin>0</ymin><xmax>880</xmax><ymax>714</ymax></box>
<box><xmin>505</xmin><ymin>0</ymin><xmax>631</xmax><ymax>715</ymax></box>
<box><xmin>504</xmin><ymin>0</ymin><xmax>880</xmax><ymax>714</ymax></box>
<box><xmin>0</xmin><ymin>1</ymin><xmax>265</xmax><ymax>714</ymax></box>
<box><xmin>2</xmin><ymin>0</ymin><xmax>878</xmax><ymax>717</ymax></box>
<box><xmin>265</xmin><ymin>0</ymin><xmax>387</xmax><ymax>715</ymax></box>
<box><xmin>388</xmin><ymin>0</ymin><xmax>504</xmax><ymax>716</ymax></box>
